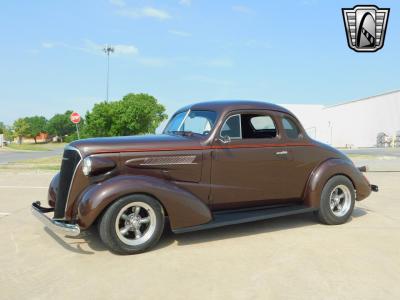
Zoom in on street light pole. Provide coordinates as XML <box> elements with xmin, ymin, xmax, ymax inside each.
<box><xmin>103</xmin><ymin>45</ymin><xmax>114</xmax><ymax>101</ymax></box>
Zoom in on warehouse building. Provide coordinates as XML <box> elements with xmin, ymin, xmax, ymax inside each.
<box><xmin>282</xmin><ymin>90</ymin><xmax>400</xmax><ymax>148</ymax></box>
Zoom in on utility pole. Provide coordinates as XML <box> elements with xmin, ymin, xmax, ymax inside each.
<box><xmin>103</xmin><ymin>45</ymin><xmax>114</xmax><ymax>101</ymax></box>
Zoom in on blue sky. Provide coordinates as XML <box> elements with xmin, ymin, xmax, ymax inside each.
<box><xmin>0</xmin><ymin>0</ymin><xmax>399</xmax><ymax>125</ymax></box>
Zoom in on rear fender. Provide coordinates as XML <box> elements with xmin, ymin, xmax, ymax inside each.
<box><xmin>76</xmin><ymin>175</ymin><xmax>212</xmax><ymax>230</ymax></box>
<box><xmin>303</xmin><ymin>158</ymin><xmax>371</xmax><ymax>207</ymax></box>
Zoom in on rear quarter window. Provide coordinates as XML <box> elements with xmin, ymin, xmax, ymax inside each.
<box><xmin>282</xmin><ymin>117</ymin><xmax>301</xmax><ymax>139</ymax></box>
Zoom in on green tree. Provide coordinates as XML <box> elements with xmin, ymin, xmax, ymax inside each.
<box><xmin>85</xmin><ymin>93</ymin><xmax>167</xmax><ymax>137</ymax></box>
<box><xmin>0</xmin><ymin>122</ymin><xmax>13</xmax><ymax>141</ymax></box>
<box><xmin>46</xmin><ymin>111</ymin><xmax>76</xmax><ymax>142</ymax></box>
<box><xmin>13</xmin><ymin>118</ymin><xmax>30</xmax><ymax>144</ymax></box>
<box><xmin>3</xmin><ymin>126</ymin><xmax>14</xmax><ymax>142</ymax></box>
<box><xmin>25</xmin><ymin>116</ymin><xmax>47</xmax><ymax>143</ymax></box>
<box><xmin>84</xmin><ymin>102</ymin><xmax>115</xmax><ymax>137</ymax></box>
<box><xmin>0</xmin><ymin>122</ymin><xmax>5</xmax><ymax>134</ymax></box>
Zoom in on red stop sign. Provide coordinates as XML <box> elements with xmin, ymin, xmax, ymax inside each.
<box><xmin>70</xmin><ymin>112</ymin><xmax>81</xmax><ymax>124</ymax></box>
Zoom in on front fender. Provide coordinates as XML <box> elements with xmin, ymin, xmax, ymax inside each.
<box><xmin>48</xmin><ymin>172</ymin><xmax>60</xmax><ymax>208</ymax></box>
<box><xmin>303</xmin><ymin>158</ymin><xmax>371</xmax><ymax>208</ymax></box>
<box><xmin>75</xmin><ymin>175</ymin><xmax>212</xmax><ymax>230</ymax></box>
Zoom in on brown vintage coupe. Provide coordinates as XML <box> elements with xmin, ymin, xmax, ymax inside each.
<box><xmin>32</xmin><ymin>100</ymin><xmax>378</xmax><ymax>254</ymax></box>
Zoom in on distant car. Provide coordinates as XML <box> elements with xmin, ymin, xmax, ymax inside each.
<box><xmin>32</xmin><ymin>100</ymin><xmax>378</xmax><ymax>254</ymax></box>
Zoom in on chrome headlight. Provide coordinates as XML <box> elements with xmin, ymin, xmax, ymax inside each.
<box><xmin>82</xmin><ymin>157</ymin><xmax>92</xmax><ymax>176</ymax></box>
<box><xmin>82</xmin><ymin>156</ymin><xmax>116</xmax><ymax>176</ymax></box>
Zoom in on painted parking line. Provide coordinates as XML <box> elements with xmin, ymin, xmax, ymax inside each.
<box><xmin>0</xmin><ymin>186</ymin><xmax>47</xmax><ymax>189</ymax></box>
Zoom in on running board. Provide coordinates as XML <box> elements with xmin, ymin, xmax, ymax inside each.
<box><xmin>173</xmin><ymin>204</ymin><xmax>317</xmax><ymax>234</ymax></box>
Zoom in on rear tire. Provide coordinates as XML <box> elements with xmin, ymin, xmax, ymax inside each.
<box><xmin>317</xmin><ymin>175</ymin><xmax>355</xmax><ymax>225</ymax></box>
<box><xmin>98</xmin><ymin>194</ymin><xmax>165</xmax><ymax>254</ymax></box>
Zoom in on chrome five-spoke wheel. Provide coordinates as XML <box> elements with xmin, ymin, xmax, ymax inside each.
<box><xmin>317</xmin><ymin>175</ymin><xmax>355</xmax><ymax>225</ymax></box>
<box><xmin>98</xmin><ymin>194</ymin><xmax>165</xmax><ymax>254</ymax></box>
<box><xmin>329</xmin><ymin>185</ymin><xmax>352</xmax><ymax>217</ymax></box>
<box><xmin>115</xmin><ymin>202</ymin><xmax>157</xmax><ymax>246</ymax></box>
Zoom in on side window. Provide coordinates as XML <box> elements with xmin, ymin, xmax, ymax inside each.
<box><xmin>242</xmin><ymin>114</ymin><xmax>277</xmax><ymax>139</ymax></box>
<box><xmin>282</xmin><ymin>117</ymin><xmax>301</xmax><ymax>139</ymax></box>
<box><xmin>250</xmin><ymin>116</ymin><xmax>275</xmax><ymax>130</ymax></box>
<box><xmin>220</xmin><ymin>114</ymin><xmax>241</xmax><ymax>139</ymax></box>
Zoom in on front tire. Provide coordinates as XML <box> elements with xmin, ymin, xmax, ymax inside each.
<box><xmin>98</xmin><ymin>194</ymin><xmax>165</xmax><ymax>254</ymax></box>
<box><xmin>317</xmin><ymin>175</ymin><xmax>355</xmax><ymax>225</ymax></box>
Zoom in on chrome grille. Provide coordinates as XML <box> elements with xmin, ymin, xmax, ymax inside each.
<box><xmin>54</xmin><ymin>148</ymin><xmax>81</xmax><ymax>219</ymax></box>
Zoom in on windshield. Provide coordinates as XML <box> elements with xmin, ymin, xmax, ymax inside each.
<box><xmin>164</xmin><ymin>110</ymin><xmax>217</xmax><ymax>136</ymax></box>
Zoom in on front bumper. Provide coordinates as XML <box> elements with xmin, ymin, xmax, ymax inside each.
<box><xmin>31</xmin><ymin>201</ymin><xmax>80</xmax><ymax>237</ymax></box>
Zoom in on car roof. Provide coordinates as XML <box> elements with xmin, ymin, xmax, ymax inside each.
<box><xmin>177</xmin><ymin>100</ymin><xmax>293</xmax><ymax>115</ymax></box>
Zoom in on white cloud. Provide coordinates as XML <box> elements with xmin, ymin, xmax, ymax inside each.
<box><xmin>117</xmin><ymin>7</ymin><xmax>171</xmax><ymax>20</ymax></box>
<box><xmin>232</xmin><ymin>5</ymin><xmax>254</xmax><ymax>14</ymax></box>
<box><xmin>116</xmin><ymin>9</ymin><xmax>139</xmax><ymax>18</ymax></box>
<box><xmin>81</xmin><ymin>39</ymin><xmax>103</xmax><ymax>53</ymax></box>
<box><xmin>113</xmin><ymin>44</ymin><xmax>139</xmax><ymax>55</ymax></box>
<box><xmin>168</xmin><ymin>30</ymin><xmax>191</xmax><ymax>37</ymax></box>
<box><xmin>41</xmin><ymin>40</ymin><xmax>138</xmax><ymax>56</ymax></box>
<box><xmin>109</xmin><ymin>0</ymin><xmax>125</xmax><ymax>7</ymax></box>
<box><xmin>42</xmin><ymin>42</ymin><xmax>55</xmax><ymax>48</ymax></box>
<box><xmin>83</xmin><ymin>40</ymin><xmax>138</xmax><ymax>55</ymax></box>
<box><xmin>142</xmin><ymin>7</ymin><xmax>171</xmax><ymax>20</ymax></box>
<box><xmin>179</xmin><ymin>0</ymin><xmax>191</xmax><ymax>6</ymax></box>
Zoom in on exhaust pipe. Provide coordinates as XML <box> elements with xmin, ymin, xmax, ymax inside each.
<box><xmin>371</xmin><ymin>185</ymin><xmax>379</xmax><ymax>192</ymax></box>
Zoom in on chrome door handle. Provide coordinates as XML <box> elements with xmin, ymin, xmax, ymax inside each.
<box><xmin>275</xmin><ymin>151</ymin><xmax>288</xmax><ymax>155</ymax></box>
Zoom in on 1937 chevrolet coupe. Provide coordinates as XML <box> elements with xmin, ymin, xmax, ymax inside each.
<box><xmin>32</xmin><ymin>100</ymin><xmax>378</xmax><ymax>254</ymax></box>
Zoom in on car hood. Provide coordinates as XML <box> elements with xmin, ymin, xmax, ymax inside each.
<box><xmin>69</xmin><ymin>134</ymin><xmax>205</xmax><ymax>156</ymax></box>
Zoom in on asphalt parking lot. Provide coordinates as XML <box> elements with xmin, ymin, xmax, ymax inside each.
<box><xmin>0</xmin><ymin>148</ymin><xmax>63</xmax><ymax>164</ymax></box>
<box><xmin>0</xmin><ymin>170</ymin><xmax>399</xmax><ymax>300</ymax></box>
<box><xmin>342</xmin><ymin>147</ymin><xmax>400</xmax><ymax>157</ymax></box>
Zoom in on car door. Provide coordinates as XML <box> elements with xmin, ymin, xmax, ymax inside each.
<box><xmin>279</xmin><ymin>114</ymin><xmax>324</xmax><ymax>199</ymax></box>
<box><xmin>210</xmin><ymin>110</ymin><xmax>295</xmax><ymax>210</ymax></box>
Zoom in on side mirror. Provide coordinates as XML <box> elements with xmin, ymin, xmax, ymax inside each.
<box><xmin>219</xmin><ymin>135</ymin><xmax>231</xmax><ymax>144</ymax></box>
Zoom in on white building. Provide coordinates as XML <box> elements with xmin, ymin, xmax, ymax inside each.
<box><xmin>282</xmin><ymin>90</ymin><xmax>400</xmax><ymax>148</ymax></box>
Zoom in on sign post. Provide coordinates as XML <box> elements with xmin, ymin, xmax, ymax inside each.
<box><xmin>70</xmin><ymin>112</ymin><xmax>81</xmax><ymax>140</ymax></box>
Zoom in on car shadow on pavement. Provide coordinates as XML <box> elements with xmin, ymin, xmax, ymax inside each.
<box><xmin>44</xmin><ymin>208</ymin><xmax>369</xmax><ymax>254</ymax></box>
<box><xmin>351</xmin><ymin>207</ymin><xmax>369</xmax><ymax>218</ymax></box>
<box><xmin>44</xmin><ymin>227</ymin><xmax>108</xmax><ymax>255</ymax></box>
<box><xmin>166</xmin><ymin>213</ymin><xmax>318</xmax><ymax>247</ymax></box>
<box><xmin>167</xmin><ymin>208</ymin><xmax>370</xmax><ymax>247</ymax></box>
<box><xmin>44</xmin><ymin>225</ymin><xmax>176</xmax><ymax>255</ymax></box>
